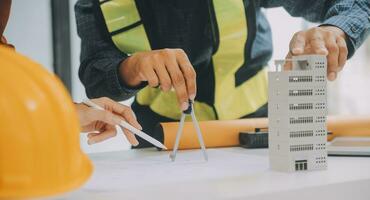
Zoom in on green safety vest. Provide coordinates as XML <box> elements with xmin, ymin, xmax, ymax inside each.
<box><xmin>99</xmin><ymin>0</ymin><xmax>268</xmax><ymax>120</ymax></box>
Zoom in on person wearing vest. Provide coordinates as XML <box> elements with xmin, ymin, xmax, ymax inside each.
<box><xmin>75</xmin><ymin>0</ymin><xmax>370</xmax><ymax>148</ymax></box>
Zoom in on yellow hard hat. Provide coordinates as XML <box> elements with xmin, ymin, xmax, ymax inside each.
<box><xmin>0</xmin><ymin>46</ymin><xmax>92</xmax><ymax>199</ymax></box>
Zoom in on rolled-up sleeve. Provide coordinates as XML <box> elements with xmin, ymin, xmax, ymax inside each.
<box><xmin>321</xmin><ymin>1</ymin><xmax>370</xmax><ymax>58</ymax></box>
<box><xmin>259</xmin><ymin>0</ymin><xmax>370</xmax><ymax>58</ymax></box>
<box><xmin>75</xmin><ymin>0</ymin><xmax>142</xmax><ymax>101</ymax></box>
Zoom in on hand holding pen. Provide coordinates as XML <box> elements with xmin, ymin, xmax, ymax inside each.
<box><xmin>81</xmin><ymin>98</ymin><xmax>167</xmax><ymax>149</ymax></box>
<box><xmin>75</xmin><ymin>97</ymin><xmax>142</xmax><ymax>146</ymax></box>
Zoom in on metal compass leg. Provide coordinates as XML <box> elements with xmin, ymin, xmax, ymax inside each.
<box><xmin>190</xmin><ymin>105</ymin><xmax>208</xmax><ymax>161</ymax></box>
<box><xmin>169</xmin><ymin>100</ymin><xmax>208</xmax><ymax>162</ymax></box>
<box><xmin>170</xmin><ymin>114</ymin><xmax>186</xmax><ymax>162</ymax></box>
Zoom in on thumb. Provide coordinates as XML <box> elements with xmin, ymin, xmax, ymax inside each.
<box><xmin>284</xmin><ymin>51</ymin><xmax>293</xmax><ymax>70</ymax></box>
<box><xmin>88</xmin><ymin>125</ymin><xmax>117</xmax><ymax>145</ymax></box>
<box><xmin>86</xmin><ymin>109</ymin><xmax>120</xmax><ymax>126</ymax></box>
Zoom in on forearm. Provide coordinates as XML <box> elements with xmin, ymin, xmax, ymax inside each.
<box><xmin>261</xmin><ymin>0</ymin><xmax>370</xmax><ymax>58</ymax></box>
<box><xmin>79</xmin><ymin>55</ymin><xmax>138</xmax><ymax>101</ymax></box>
<box><xmin>320</xmin><ymin>0</ymin><xmax>370</xmax><ymax>58</ymax></box>
<box><xmin>75</xmin><ymin>0</ymin><xmax>142</xmax><ymax>101</ymax></box>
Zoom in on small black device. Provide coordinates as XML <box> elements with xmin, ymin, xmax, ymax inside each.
<box><xmin>239</xmin><ymin>128</ymin><xmax>268</xmax><ymax>148</ymax></box>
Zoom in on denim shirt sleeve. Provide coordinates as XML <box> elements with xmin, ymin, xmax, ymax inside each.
<box><xmin>321</xmin><ymin>1</ymin><xmax>370</xmax><ymax>58</ymax></box>
<box><xmin>75</xmin><ymin>0</ymin><xmax>144</xmax><ymax>101</ymax></box>
<box><xmin>257</xmin><ymin>0</ymin><xmax>370</xmax><ymax>58</ymax></box>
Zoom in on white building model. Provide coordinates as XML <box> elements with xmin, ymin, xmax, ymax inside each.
<box><xmin>268</xmin><ymin>55</ymin><xmax>327</xmax><ymax>172</ymax></box>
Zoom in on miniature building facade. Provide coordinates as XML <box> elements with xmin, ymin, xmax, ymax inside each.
<box><xmin>268</xmin><ymin>55</ymin><xmax>328</xmax><ymax>172</ymax></box>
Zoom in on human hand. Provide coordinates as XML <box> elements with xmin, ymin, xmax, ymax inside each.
<box><xmin>120</xmin><ymin>48</ymin><xmax>196</xmax><ymax>111</ymax></box>
<box><xmin>286</xmin><ymin>26</ymin><xmax>348</xmax><ymax>81</ymax></box>
<box><xmin>75</xmin><ymin>97</ymin><xmax>142</xmax><ymax>146</ymax></box>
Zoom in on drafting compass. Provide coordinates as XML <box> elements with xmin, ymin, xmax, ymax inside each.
<box><xmin>170</xmin><ymin>100</ymin><xmax>208</xmax><ymax>161</ymax></box>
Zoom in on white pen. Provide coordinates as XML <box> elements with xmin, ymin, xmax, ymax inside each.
<box><xmin>83</xmin><ymin>99</ymin><xmax>167</xmax><ymax>150</ymax></box>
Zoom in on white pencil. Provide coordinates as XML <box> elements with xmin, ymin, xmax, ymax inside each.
<box><xmin>83</xmin><ymin>99</ymin><xmax>167</xmax><ymax>150</ymax></box>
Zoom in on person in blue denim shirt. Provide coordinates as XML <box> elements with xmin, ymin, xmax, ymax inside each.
<box><xmin>75</xmin><ymin>0</ymin><xmax>369</xmax><ymax>147</ymax></box>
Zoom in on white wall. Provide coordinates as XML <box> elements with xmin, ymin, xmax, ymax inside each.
<box><xmin>4</xmin><ymin>0</ymin><xmax>130</xmax><ymax>153</ymax></box>
<box><xmin>70</xmin><ymin>0</ymin><xmax>86</xmax><ymax>102</ymax></box>
<box><xmin>327</xmin><ymin>41</ymin><xmax>370</xmax><ymax>115</ymax></box>
<box><xmin>265</xmin><ymin>8</ymin><xmax>304</xmax><ymax>65</ymax></box>
<box><xmin>4</xmin><ymin>0</ymin><xmax>53</xmax><ymax>71</ymax></box>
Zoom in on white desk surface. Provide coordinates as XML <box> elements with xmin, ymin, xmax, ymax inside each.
<box><xmin>55</xmin><ymin>148</ymin><xmax>370</xmax><ymax>200</ymax></box>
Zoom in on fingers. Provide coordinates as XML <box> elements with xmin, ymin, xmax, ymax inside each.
<box><xmin>153</xmin><ymin>61</ymin><xmax>172</xmax><ymax>92</ymax></box>
<box><xmin>289</xmin><ymin>29</ymin><xmax>328</xmax><ymax>56</ymax></box>
<box><xmin>308</xmin><ymin>29</ymin><xmax>328</xmax><ymax>55</ymax></box>
<box><xmin>164</xmin><ymin>50</ymin><xmax>190</xmax><ymax>110</ymax></box>
<box><xmin>87</xmin><ymin>125</ymin><xmax>117</xmax><ymax>145</ymax></box>
<box><xmin>80</xmin><ymin>97</ymin><xmax>143</xmax><ymax>146</ymax></box>
<box><xmin>325</xmin><ymin>35</ymin><xmax>339</xmax><ymax>81</ymax></box>
<box><xmin>290</xmin><ymin>31</ymin><xmax>306</xmax><ymax>55</ymax></box>
<box><xmin>284</xmin><ymin>51</ymin><xmax>293</xmax><ymax>70</ymax></box>
<box><xmin>121</xmin><ymin>128</ymin><xmax>139</xmax><ymax>146</ymax></box>
<box><xmin>175</xmin><ymin>49</ymin><xmax>197</xmax><ymax>101</ymax></box>
<box><xmin>87</xmin><ymin>97</ymin><xmax>142</xmax><ymax>146</ymax></box>
<box><xmin>124</xmin><ymin>49</ymin><xmax>196</xmax><ymax>111</ymax></box>
<box><xmin>87</xmin><ymin>124</ymin><xmax>137</xmax><ymax>146</ymax></box>
<box><xmin>288</xmin><ymin>26</ymin><xmax>348</xmax><ymax>81</ymax></box>
<box><xmin>337</xmin><ymin>36</ymin><xmax>348</xmax><ymax>71</ymax></box>
<box><xmin>87</xmin><ymin>124</ymin><xmax>139</xmax><ymax>146</ymax></box>
<box><xmin>140</xmin><ymin>58</ymin><xmax>159</xmax><ymax>87</ymax></box>
<box><xmin>92</xmin><ymin>97</ymin><xmax>142</xmax><ymax>130</ymax></box>
<box><xmin>115</xmin><ymin>108</ymin><xmax>142</xmax><ymax>131</ymax></box>
<box><xmin>84</xmin><ymin>109</ymin><xmax>119</xmax><ymax>127</ymax></box>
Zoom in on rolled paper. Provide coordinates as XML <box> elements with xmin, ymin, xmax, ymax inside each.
<box><xmin>327</xmin><ymin>115</ymin><xmax>370</xmax><ymax>140</ymax></box>
<box><xmin>155</xmin><ymin>116</ymin><xmax>370</xmax><ymax>150</ymax></box>
<box><xmin>155</xmin><ymin>118</ymin><xmax>267</xmax><ymax>150</ymax></box>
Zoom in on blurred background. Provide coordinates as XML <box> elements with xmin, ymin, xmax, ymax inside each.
<box><xmin>4</xmin><ymin>1</ymin><xmax>370</xmax><ymax>153</ymax></box>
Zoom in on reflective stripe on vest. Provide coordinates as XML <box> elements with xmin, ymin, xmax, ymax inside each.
<box><xmin>99</xmin><ymin>0</ymin><xmax>151</xmax><ymax>53</ymax></box>
<box><xmin>99</xmin><ymin>0</ymin><xmax>268</xmax><ymax>120</ymax></box>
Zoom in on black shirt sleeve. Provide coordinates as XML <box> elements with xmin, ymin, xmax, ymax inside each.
<box><xmin>75</xmin><ymin>0</ymin><xmax>144</xmax><ymax>101</ymax></box>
